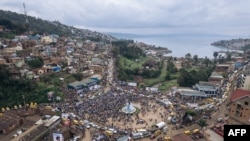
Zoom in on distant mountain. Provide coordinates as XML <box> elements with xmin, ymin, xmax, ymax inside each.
<box><xmin>0</xmin><ymin>9</ymin><xmax>115</xmax><ymax>41</ymax></box>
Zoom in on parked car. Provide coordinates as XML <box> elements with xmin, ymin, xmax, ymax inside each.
<box><xmin>142</xmin><ymin>131</ymin><xmax>151</xmax><ymax>137</ymax></box>
<box><xmin>217</xmin><ymin>118</ymin><xmax>224</xmax><ymax>123</ymax></box>
<box><xmin>17</xmin><ymin>130</ymin><xmax>22</xmax><ymax>135</ymax></box>
<box><xmin>84</xmin><ymin>123</ymin><xmax>90</xmax><ymax>129</ymax></box>
<box><xmin>137</xmin><ymin>119</ymin><xmax>145</xmax><ymax>124</ymax></box>
<box><xmin>150</xmin><ymin>130</ymin><xmax>161</xmax><ymax>139</ymax></box>
<box><xmin>132</xmin><ymin>132</ymin><xmax>143</xmax><ymax>140</ymax></box>
<box><xmin>109</xmin><ymin>128</ymin><xmax>117</xmax><ymax>133</ymax></box>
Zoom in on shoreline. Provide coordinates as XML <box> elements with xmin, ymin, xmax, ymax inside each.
<box><xmin>123</xmin><ymin>36</ymin><xmax>234</xmax><ymax>58</ymax></box>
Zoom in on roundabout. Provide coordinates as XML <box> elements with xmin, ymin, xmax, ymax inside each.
<box><xmin>121</xmin><ymin>100</ymin><xmax>137</xmax><ymax>114</ymax></box>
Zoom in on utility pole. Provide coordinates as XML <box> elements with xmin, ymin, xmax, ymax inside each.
<box><xmin>22</xmin><ymin>94</ymin><xmax>26</xmax><ymax>110</ymax></box>
<box><xmin>23</xmin><ymin>3</ymin><xmax>30</xmax><ymax>34</ymax></box>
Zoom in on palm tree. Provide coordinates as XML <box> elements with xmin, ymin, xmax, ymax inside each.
<box><xmin>213</xmin><ymin>52</ymin><xmax>218</xmax><ymax>64</ymax></box>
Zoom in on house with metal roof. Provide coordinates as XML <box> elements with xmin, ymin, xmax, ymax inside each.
<box><xmin>67</xmin><ymin>78</ymin><xmax>98</xmax><ymax>90</ymax></box>
<box><xmin>195</xmin><ymin>81</ymin><xmax>219</xmax><ymax>96</ymax></box>
<box><xmin>175</xmin><ymin>88</ymin><xmax>208</xmax><ymax>103</ymax></box>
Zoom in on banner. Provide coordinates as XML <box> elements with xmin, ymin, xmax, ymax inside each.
<box><xmin>53</xmin><ymin>133</ymin><xmax>64</xmax><ymax>141</ymax></box>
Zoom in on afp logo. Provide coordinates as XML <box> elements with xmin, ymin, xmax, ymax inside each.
<box><xmin>224</xmin><ymin>125</ymin><xmax>250</xmax><ymax>140</ymax></box>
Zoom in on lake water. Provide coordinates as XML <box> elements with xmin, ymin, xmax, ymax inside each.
<box><xmin>131</xmin><ymin>35</ymin><xmax>233</xmax><ymax>58</ymax></box>
<box><xmin>109</xmin><ymin>34</ymin><xmax>244</xmax><ymax>58</ymax></box>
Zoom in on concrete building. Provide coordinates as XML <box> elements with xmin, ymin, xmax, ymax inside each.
<box><xmin>227</xmin><ymin>89</ymin><xmax>250</xmax><ymax>124</ymax></box>
<box><xmin>175</xmin><ymin>88</ymin><xmax>208</xmax><ymax>103</ymax></box>
<box><xmin>236</xmin><ymin>73</ymin><xmax>246</xmax><ymax>89</ymax></box>
<box><xmin>41</xmin><ymin>36</ymin><xmax>53</xmax><ymax>44</ymax></box>
<box><xmin>195</xmin><ymin>81</ymin><xmax>219</xmax><ymax>96</ymax></box>
<box><xmin>215</xmin><ymin>64</ymin><xmax>231</xmax><ymax>73</ymax></box>
<box><xmin>208</xmin><ymin>71</ymin><xmax>224</xmax><ymax>85</ymax></box>
<box><xmin>67</xmin><ymin>77</ymin><xmax>99</xmax><ymax>90</ymax></box>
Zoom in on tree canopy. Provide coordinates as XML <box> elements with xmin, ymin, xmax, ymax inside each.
<box><xmin>112</xmin><ymin>40</ymin><xmax>145</xmax><ymax>60</ymax></box>
<box><xmin>177</xmin><ymin>66</ymin><xmax>213</xmax><ymax>87</ymax></box>
<box><xmin>26</xmin><ymin>57</ymin><xmax>44</xmax><ymax>69</ymax></box>
<box><xmin>0</xmin><ymin>64</ymin><xmax>63</xmax><ymax>108</ymax></box>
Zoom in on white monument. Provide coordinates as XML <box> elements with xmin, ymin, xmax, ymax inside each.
<box><xmin>122</xmin><ymin>99</ymin><xmax>136</xmax><ymax>114</ymax></box>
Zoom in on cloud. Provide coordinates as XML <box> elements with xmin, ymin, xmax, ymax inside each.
<box><xmin>1</xmin><ymin>0</ymin><xmax>250</xmax><ymax>35</ymax></box>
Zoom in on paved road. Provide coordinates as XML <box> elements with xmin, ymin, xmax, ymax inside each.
<box><xmin>205</xmin><ymin>129</ymin><xmax>223</xmax><ymax>141</ymax></box>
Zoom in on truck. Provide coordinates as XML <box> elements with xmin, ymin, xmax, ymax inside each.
<box><xmin>155</xmin><ymin>121</ymin><xmax>166</xmax><ymax>129</ymax></box>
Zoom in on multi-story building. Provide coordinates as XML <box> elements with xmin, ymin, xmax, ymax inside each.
<box><xmin>227</xmin><ymin>89</ymin><xmax>250</xmax><ymax>124</ymax></box>
<box><xmin>208</xmin><ymin>71</ymin><xmax>224</xmax><ymax>85</ymax></box>
<box><xmin>215</xmin><ymin>64</ymin><xmax>232</xmax><ymax>73</ymax></box>
<box><xmin>41</xmin><ymin>36</ymin><xmax>52</xmax><ymax>44</ymax></box>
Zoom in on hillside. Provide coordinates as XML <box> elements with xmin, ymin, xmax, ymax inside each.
<box><xmin>211</xmin><ymin>38</ymin><xmax>250</xmax><ymax>50</ymax></box>
<box><xmin>0</xmin><ymin>9</ymin><xmax>115</xmax><ymax>41</ymax></box>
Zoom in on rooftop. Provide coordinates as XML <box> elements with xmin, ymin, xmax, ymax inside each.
<box><xmin>229</xmin><ymin>89</ymin><xmax>250</xmax><ymax>101</ymax></box>
<box><xmin>196</xmin><ymin>81</ymin><xmax>217</xmax><ymax>90</ymax></box>
<box><xmin>68</xmin><ymin>78</ymin><xmax>98</xmax><ymax>89</ymax></box>
<box><xmin>177</xmin><ymin>89</ymin><xmax>208</xmax><ymax>97</ymax></box>
<box><xmin>216</xmin><ymin>64</ymin><xmax>230</xmax><ymax>67</ymax></box>
<box><xmin>0</xmin><ymin>114</ymin><xmax>19</xmax><ymax>132</ymax></box>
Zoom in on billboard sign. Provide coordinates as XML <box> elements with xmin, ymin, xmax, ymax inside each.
<box><xmin>53</xmin><ymin>133</ymin><xmax>64</xmax><ymax>141</ymax></box>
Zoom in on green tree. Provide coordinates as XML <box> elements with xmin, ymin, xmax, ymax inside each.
<box><xmin>186</xmin><ymin>110</ymin><xmax>198</xmax><ymax>116</ymax></box>
<box><xmin>213</xmin><ymin>52</ymin><xmax>218</xmax><ymax>64</ymax></box>
<box><xmin>196</xmin><ymin>69</ymin><xmax>208</xmax><ymax>81</ymax></box>
<box><xmin>185</xmin><ymin>53</ymin><xmax>192</xmax><ymax>60</ymax></box>
<box><xmin>193</xmin><ymin>55</ymin><xmax>198</xmax><ymax>65</ymax></box>
<box><xmin>165</xmin><ymin>72</ymin><xmax>171</xmax><ymax>80</ymax></box>
<box><xmin>203</xmin><ymin>57</ymin><xmax>211</xmax><ymax>67</ymax></box>
<box><xmin>177</xmin><ymin>69</ymin><xmax>193</xmax><ymax>87</ymax></box>
<box><xmin>226</xmin><ymin>53</ymin><xmax>232</xmax><ymax>61</ymax></box>
<box><xmin>27</xmin><ymin>57</ymin><xmax>44</xmax><ymax>69</ymax></box>
<box><xmin>197</xmin><ymin>119</ymin><xmax>208</xmax><ymax>129</ymax></box>
<box><xmin>0</xmin><ymin>64</ymin><xmax>11</xmax><ymax>85</ymax></box>
<box><xmin>166</xmin><ymin>60</ymin><xmax>178</xmax><ymax>73</ymax></box>
<box><xmin>73</xmin><ymin>72</ymin><xmax>84</xmax><ymax>81</ymax></box>
<box><xmin>218</xmin><ymin>55</ymin><xmax>225</xmax><ymax>64</ymax></box>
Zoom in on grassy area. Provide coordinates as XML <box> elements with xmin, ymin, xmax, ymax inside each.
<box><xmin>119</xmin><ymin>56</ymin><xmax>148</xmax><ymax>70</ymax></box>
<box><xmin>144</xmin><ymin>61</ymin><xmax>167</xmax><ymax>86</ymax></box>
<box><xmin>118</xmin><ymin>56</ymin><xmax>178</xmax><ymax>91</ymax></box>
<box><xmin>158</xmin><ymin>80</ymin><xmax>178</xmax><ymax>91</ymax></box>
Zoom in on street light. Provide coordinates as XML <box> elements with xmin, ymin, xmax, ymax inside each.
<box><xmin>22</xmin><ymin>94</ymin><xmax>26</xmax><ymax>109</ymax></box>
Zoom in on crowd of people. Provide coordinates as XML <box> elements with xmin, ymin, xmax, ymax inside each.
<box><xmin>60</xmin><ymin>84</ymin><xmax>180</xmax><ymax>138</ymax></box>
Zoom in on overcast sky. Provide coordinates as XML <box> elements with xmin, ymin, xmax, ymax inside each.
<box><xmin>1</xmin><ymin>0</ymin><xmax>250</xmax><ymax>36</ymax></box>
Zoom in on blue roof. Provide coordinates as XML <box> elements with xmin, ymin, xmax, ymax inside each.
<box><xmin>52</xmin><ymin>66</ymin><xmax>61</xmax><ymax>72</ymax></box>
